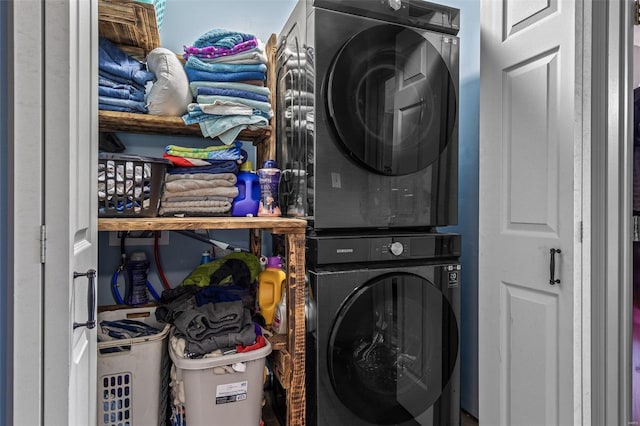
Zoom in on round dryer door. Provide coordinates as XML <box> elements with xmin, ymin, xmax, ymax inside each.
<box><xmin>327</xmin><ymin>273</ymin><xmax>458</xmax><ymax>424</ymax></box>
<box><xmin>327</xmin><ymin>24</ymin><xmax>456</xmax><ymax>176</ymax></box>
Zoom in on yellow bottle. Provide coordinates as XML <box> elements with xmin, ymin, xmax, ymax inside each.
<box><xmin>258</xmin><ymin>256</ymin><xmax>286</xmax><ymax>326</ymax></box>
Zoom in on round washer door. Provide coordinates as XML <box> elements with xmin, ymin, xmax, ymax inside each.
<box><xmin>327</xmin><ymin>273</ymin><xmax>458</xmax><ymax>424</ymax></box>
<box><xmin>327</xmin><ymin>24</ymin><xmax>456</xmax><ymax>176</ymax></box>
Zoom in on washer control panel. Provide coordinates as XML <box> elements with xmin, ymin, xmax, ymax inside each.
<box><xmin>308</xmin><ymin>233</ymin><xmax>461</xmax><ymax>265</ymax></box>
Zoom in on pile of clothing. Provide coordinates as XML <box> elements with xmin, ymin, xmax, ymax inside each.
<box><xmin>159</xmin><ymin>142</ymin><xmax>245</xmax><ymax>216</ymax></box>
<box><xmin>181</xmin><ymin>29</ymin><xmax>273</xmax><ymax>144</ymax></box>
<box><xmin>97</xmin><ymin>317</ymin><xmax>163</xmax><ymax>354</ymax></box>
<box><xmin>98</xmin><ymin>37</ymin><xmax>154</xmax><ymax>113</ymax></box>
<box><xmin>156</xmin><ymin>252</ymin><xmax>263</xmax><ymax>358</ymax></box>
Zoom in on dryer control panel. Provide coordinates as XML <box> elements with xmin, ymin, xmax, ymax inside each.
<box><xmin>313</xmin><ymin>0</ymin><xmax>460</xmax><ymax>35</ymax></box>
<box><xmin>307</xmin><ymin>232</ymin><xmax>461</xmax><ymax>266</ymax></box>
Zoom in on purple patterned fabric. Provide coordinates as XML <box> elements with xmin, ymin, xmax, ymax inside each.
<box><xmin>183</xmin><ymin>39</ymin><xmax>258</xmax><ymax>60</ymax></box>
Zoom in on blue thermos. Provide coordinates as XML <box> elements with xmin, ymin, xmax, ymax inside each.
<box><xmin>125</xmin><ymin>251</ymin><xmax>149</xmax><ymax>305</ymax></box>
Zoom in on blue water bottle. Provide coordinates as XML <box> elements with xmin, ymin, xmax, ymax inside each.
<box><xmin>232</xmin><ymin>161</ymin><xmax>260</xmax><ymax>217</ymax></box>
<box><xmin>125</xmin><ymin>251</ymin><xmax>149</xmax><ymax>305</ymax></box>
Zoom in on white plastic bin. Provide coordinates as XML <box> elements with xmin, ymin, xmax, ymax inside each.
<box><xmin>169</xmin><ymin>332</ymin><xmax>272</xmax><ymax>426</ymax></box>
<box><xmin>97</xmin><ymin>306</ymin><xmax>171</xmax><ymax>426</ymax></box>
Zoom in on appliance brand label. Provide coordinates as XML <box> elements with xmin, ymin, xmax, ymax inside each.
<box><xmin>336</xmin><ymin>248</ymin><xmax>354</xmax><ymax>254</ymax></box>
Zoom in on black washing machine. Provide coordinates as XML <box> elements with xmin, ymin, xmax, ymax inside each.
<box><xmin>276</xmin><ymin>0</ymin><xmax>460</xmax><ymax>230</ymax></box>
<box><xmin>306</xmin><ymin>232</ymin><xmax>461</xmax><ymax>425</ymax></box>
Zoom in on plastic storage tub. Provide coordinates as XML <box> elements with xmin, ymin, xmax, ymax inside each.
<box><xmin>169</xmin><ymin>333</ymin><xmax>272</xmax><ymax>426</ymax></box>
<box><xmin>98</xmin><ymin>153</ymin><xmax>171</xmax><ymax>218</ymax></box>
<box><xmin>97</xmin><ymin>306</ymin><xmax>171</xmax><ymax>426</ymax></box>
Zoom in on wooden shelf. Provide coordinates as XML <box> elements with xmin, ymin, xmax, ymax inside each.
<box><xmin>99</xmin><ymin>110</ymin><xmax>273</xmax><ymax>144</ymax></box>
<box><xmin>98</xmin><ymin>216</ymin><xmax>306</xmax><ymax>233</ymax></box>
<box><xmin>96</xmin><ymin>5</ymin><xmax>296</xmax><ymax>418</ymax></box>
<box><xmin>99</xmin><ymin>215</ymin><xmax>307</xmax><ymax>426</ymax></box>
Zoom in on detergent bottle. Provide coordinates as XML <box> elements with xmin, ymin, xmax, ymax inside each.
<box><xmin>272</xmin><ymin>288</ymin><xmax>287</xmax><ymax>334</ymax></box>
<box><xmin>258</xmin><ymin>256</ymin><xmax>286</xmax><ymax>326</ymax></box>
<box><xmin>231</xmin><ymin>161</ymin><xmax>260</xmax><ymax>217</ymax></box>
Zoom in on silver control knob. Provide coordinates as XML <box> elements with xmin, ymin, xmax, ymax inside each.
<box><xmin>390</xmin><ymin>241</ymin><xmax>404</xmax><ymax>256</ymax></box>
<box><xmin>388</xmin><ymin>0</ymin><xmax>402</xmax><ymax>11</ymax></box>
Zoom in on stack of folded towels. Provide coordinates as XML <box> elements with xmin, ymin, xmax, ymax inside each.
<box><xmin>98</xmin><ymin>37</ymin><xmax>154</xmax><ymax>113</ymax></box>
<box><xmin>159</xmin><ymin>142</ymin><xmax>245</xmax><ymax>216</ymax></box>
<box><xmin>181</xmin><ymin>29</ymin><xmax>273</xmax><ymax>144</ymax></box>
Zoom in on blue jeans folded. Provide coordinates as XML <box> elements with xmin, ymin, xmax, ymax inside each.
<box><xmin>99</xmin><ymin>70</ymin><xmax>148</xmax><ymax>92</ymax></box>
<box><xmin>99</xmin><ymin>85</ymin><xmax>145</xmax><ymax>102</ymax></box>
<box><xmin>99</xmin><ymin>37</ymin><xmax>155</xmax><ymax>87</ymax></box>
<box><xmin>99</xmin><ymin>95</ymin><xmax>148</xmax><ymax>113</ymax></box>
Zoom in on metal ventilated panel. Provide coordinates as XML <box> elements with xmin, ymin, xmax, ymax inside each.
<box><xmin>99</xmin><ymin>373</ymin><xmax>133</xmax><ymax>426</ymax></box>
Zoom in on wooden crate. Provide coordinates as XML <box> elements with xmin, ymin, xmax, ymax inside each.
<box><xmin>99</xmin><ymin>0</ymin><xmax>161</xmax><ymax>60</ymax></box>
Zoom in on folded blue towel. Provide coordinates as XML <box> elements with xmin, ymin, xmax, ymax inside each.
<box><xmin>199</xmin><ymin>114</ymin><xmax>269</xmax><ymax>144</ymax></box>
<box><xmin>197</xmin><ymin>94</ymin><xmax>272</xmax><ymax>116</ymax></box>
<box><xmin>196</xmin><ymin>87</ymin><xmax>269</xmax><ymax>103</ymax></box>
<box><xmin>186</xmin><ymin>56</ymin><xmax>267</xmax><ymax>74</ymax></box>
<box><xmin>189</xmin><ymin>81</ymin><xmax>271</xmax><ymax>97</ymax></box>
<box><xmin>184</xmin><ymin>67</ymin><xmax>265</xmax><ymax>83</ymax></box>
<box><xmin>182</xmin><ymin>107</ymin><xmax>270</xmax><ymax>125</ymax></box>
<box><xmin>192</xmin><ymin>29</ymin><xmax>255</xmax><ymax>49</ymax></box>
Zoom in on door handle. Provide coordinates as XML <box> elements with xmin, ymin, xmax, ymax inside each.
<box><xmin>73</xmin><ymin>269</ymin><xmax>96</xmax><ymax>330</ymax></box>
<box><xmin>549</xmin><ymin>248</ymin><xmax>561</xmax><ymax>285</ymax></box>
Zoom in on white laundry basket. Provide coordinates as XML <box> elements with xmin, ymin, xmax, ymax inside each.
<box><xmin>97</xmin><ymin>306</ymin><xmax>171</xmax><ymax>426</ymax></box>
<box><xmin>168</xmin><ymin>332</ymin><xmax>272</xmax><ymax>426</ymax></box>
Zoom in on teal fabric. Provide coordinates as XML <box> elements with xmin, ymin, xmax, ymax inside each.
<box><xmin>192</xmin><ymin>29</ymin><xmax>254</xmax><ymax>49</ymax></box>
<box><xmin>136</xmin><ymin>0</ymin><xmax>165</xmax><ymax>31</ymax></box>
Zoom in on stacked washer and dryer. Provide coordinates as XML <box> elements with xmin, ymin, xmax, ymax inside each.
<box><xmin>276</xmin><ymin>1</ymin><xmax>461</xmax><ymax>424</ymax></box>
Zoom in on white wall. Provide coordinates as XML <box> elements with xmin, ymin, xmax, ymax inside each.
<box><xmin>0</xmin><ymin>1</ymin><xmax>7</xmax><ymax>423</ymax></box>
<box><xmin>160</xmin><ymin>0</ymin><xmax>297</xmax><ymax>51</ymax></box>
<box><xmin>438</xmin><ymin>0</ymin><xmax>480</xmax><ymax>418</ymax></box>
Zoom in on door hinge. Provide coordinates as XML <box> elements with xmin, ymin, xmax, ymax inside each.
<box><xmin>636</xmin><ymin>0</ymin><xmax>640</xmax><ymax>25</ymax></box>
<box><xmin>40</xmin><ymin>225</ymin><xmax>46</xmax><ymax>264</ymax></box>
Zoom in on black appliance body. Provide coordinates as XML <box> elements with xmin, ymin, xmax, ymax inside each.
<box><xmin>276</xmin><ymin>0</ymin><xmax>460</xmax><ymax>231</ymax></box>
<box><xmin>306</xmin><ymin>232</ymin><xmax>461</xmax><ymax>425</ymax></box>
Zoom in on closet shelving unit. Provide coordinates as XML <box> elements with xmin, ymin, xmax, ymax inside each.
<box><xmin>98</xmin><ymin>2</ymin><xmax>305</xmax><ymax>424</ymax></box>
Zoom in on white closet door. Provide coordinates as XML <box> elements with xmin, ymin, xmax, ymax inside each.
<box><xmin>478</xmin><ymin>0</ymin><xmax>583</xmax><ymax>425</ymax></box>
<box><xmin>42</xmin><ymin>0</ymin><xmax>99</xmax><ymax>425</ymax></box>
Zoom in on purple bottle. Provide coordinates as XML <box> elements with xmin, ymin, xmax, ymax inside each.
<box><xmin>258</xmin><ymin>160</ymin><xmax>281</xmax><ymax>217</ymax></box>
<box><xmin>232</xmin><ymin>161</ymin><xmax>260</xmax><ymax>217</ymax></box>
